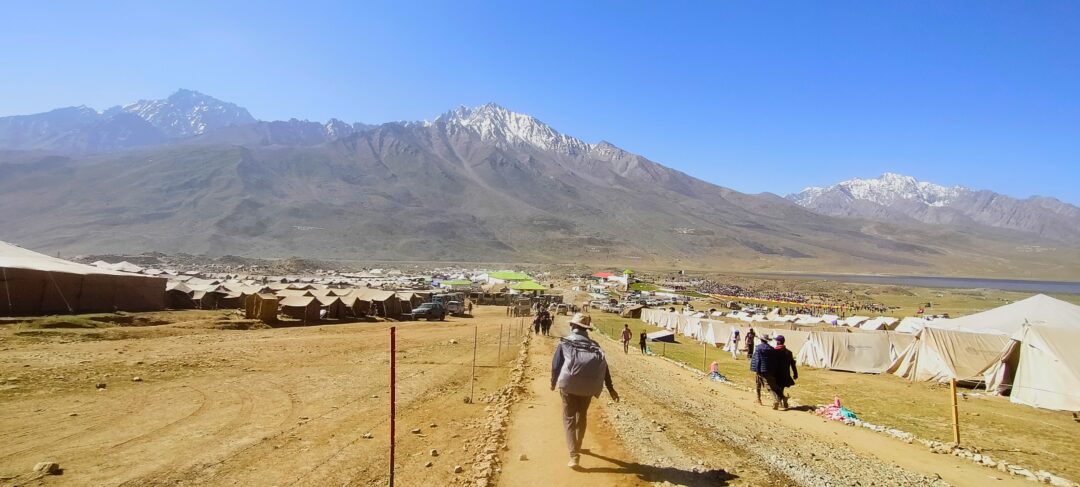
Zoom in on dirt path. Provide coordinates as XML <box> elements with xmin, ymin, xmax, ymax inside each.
<box><xmin>590</xmin><ymin>323</ymin><xmax>1032</xmax><ymax>487</ymax></box>
<box><xmin>497</xmin><ymin>327</ymin><xmax>648</xmax><ymax>486</ymax></box>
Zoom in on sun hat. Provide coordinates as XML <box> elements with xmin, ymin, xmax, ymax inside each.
<box><xmin>568</xmin><ymin>313</ymin><xmax>593</xmax><ymax>330</ymax></box>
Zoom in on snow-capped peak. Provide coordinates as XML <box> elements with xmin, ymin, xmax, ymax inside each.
<box><xmin>122</xmin><ymin>89</ymin><xmax>256</xmax><ymax>137</ymax></box>
<box><xmin>790</xmin><ymin>173</ymin><xmax>967</xmax><ymax>207</ymax></box>
<box><xmin>435</xmin><ymin>103</ymin><xmax>591</xmax><ymax>155</ymax></box>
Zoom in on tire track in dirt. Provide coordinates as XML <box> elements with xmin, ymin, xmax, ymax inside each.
<box><xmin>0</xmin><ymin>382</ymin><xmax>204</xmax><ymax>463</ymax></box>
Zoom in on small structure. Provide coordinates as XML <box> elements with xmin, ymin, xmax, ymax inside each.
<box><xmin>279</xmin><ymin>295</ymin><xmax>320</xmax><ymax>323</ymax></box>
<box><xmin>245</xmin><ymin>293</ymin><xmax>279</xmax><ymax>322</ymax></box>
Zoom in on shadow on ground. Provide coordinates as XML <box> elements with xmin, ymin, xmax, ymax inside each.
<box><xmin>579</xmin><ymin>450</ymin><xmax>738</xmax><ymax>486</ymax></box>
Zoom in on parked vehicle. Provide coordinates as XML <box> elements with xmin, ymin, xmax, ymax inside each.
<box><xmin>555</xmin><ymin>303</ymin><xmax>571</xmax><ymax>315</ymax></box>
<box><xmin>445</xmin><ymin>300</ymin><xmax>465</xmax><ymax>316</ymax></box>
<box><xmin>410</xmin><ymin>302</ymin><xmax>446</xmax><ymax>321</ymax></box>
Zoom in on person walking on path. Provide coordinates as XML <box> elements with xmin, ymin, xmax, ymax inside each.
<box><xmin>767</xmin><ymin>335</ymin><xmax>799</xmax><ymax>410</ymax></box>
<box><xmin>533</xmin><ymin>308</ymin><xmax>548</xmax><ymax>335</ymax></box>
<box><xmin>639</xmin><ymin>331</ymin><xmax>648</xmax><ymax>354</ymax></box>
<box><xmin>541</xmin><ymin>308</ymin><xmax>554</xmax><ymax>336</ymax></box>
<box><xmin>551</xmin><ymin>313</ymin><xmax>620</xmax><ymax>468</ymax></box>
<box><xmin>728</xmin><ymin>328</ymin><xmax>741</xmax><ymax>359</ymax></box>
<box><xmin>620</xmin><ymin>324</ymin><xmax>632</xmax><ymax>354</ymax></box>
<box><xmin>744</xmin><ymin>327</ymin><xmax>757</xmax><ymax>361</ymax></box>
<box><xmin>750</xmin><ymin>334</ymin><xmax>779</xmax><ymax>408</ymax></box>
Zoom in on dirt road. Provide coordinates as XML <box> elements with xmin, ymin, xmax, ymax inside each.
<box><xmin>497</xmin><ymin>318</ymin><xmax>1033</xmax><ymax>487</ymax></box>
<box><xmin>0</xmin><ymin>309</ymin><xmax>1040</xmax><ymax>486</ymax></box>
<box><xmin>0</xmin><ymin>309</ymin><xmax>523</xmax><ymax>486</ymax></box>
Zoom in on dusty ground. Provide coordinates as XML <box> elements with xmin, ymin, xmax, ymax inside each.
<box><xmin>0</xmin><ymin>308</ymin><xmax>522</xmax><ymax>486</ymax></box>
<box><xmin>0</xmin><ymin>307</ymin><xmax>1064</xmax><ymax>486</ymax></box>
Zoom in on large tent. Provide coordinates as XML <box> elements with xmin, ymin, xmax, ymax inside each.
<box><xmin>279</xmin><ymin>295</ymin><xmax>320</xmax><ymax>322</ymax></box>
<box><xmin>796</xmin><ymin>331</ymin><xmax>895</xmax><ymax>373</ymax></box>
<box><xmin>1</xmin><ymin>241</ymin><xmax>165</xmax><ymax>315</ymax></box>
<box><xmin>984</xmin><ymin>325</ymin><xmax>1080</xmax><ymax>411</ymax></box>
<box><xmin>889</xmin><ymin>326</ymin><xmax>1012</xmax><ymax>383</ymax></box>
<box><xmin>934</xmin><ymin>294</ymin><xmax>1080</xmax><ymax>335</ymax></box>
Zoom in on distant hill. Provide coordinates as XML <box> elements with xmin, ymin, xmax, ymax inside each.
<box><xmin>788</xmin><ymin>173</ymin><xmax>1080</xmax><ymax>242</ymax></box>
<box><xmin>1</xmin><ymin>92</ymin><xmax>1078</xmax><ymax>279</ymax></box>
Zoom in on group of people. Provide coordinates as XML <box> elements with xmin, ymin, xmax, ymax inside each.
<box><xmin>533</xmin><ymin>307</ymin><xmax>554</xmax><ymax>335</ymax></box>
<box><xmin>750</xmin><ymin>334</ymin><xmax>798</xmax><ymax>410</ymax></box>
<box><xmin>619</xmin><ymin>324</ymin><xmax>648</xmax><ymax>354</ymax></box>
<box><xmin>547</xmin><ymin>312</ymin><xmax>798</xmax><ymax>471</ymax></box>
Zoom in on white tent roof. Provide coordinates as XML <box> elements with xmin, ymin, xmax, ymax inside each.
<box><xmin>895</xmin><ymin>317</ymin><xmax>929</xmax><ymax>334</ymax></box>
<box><xmin>935</xmin><ymin>294</ymin><xmax>1080</xmax><ymax>335</ymax></box>
<box><xmin>0</xmin><ymin>241</ymin><xmax>144</xmax><ymax>277</ymax></box>
<box><xmin>843</xmin><ymin>316</ymin><xmax>870</xmax><ymax>327</ymax></box>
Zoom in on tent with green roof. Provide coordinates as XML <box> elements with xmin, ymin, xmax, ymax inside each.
<box><xmin>510</xmin><ymin>281</ymin><xmax>547</xmax><ymax>291</ymax></box>
<box><xmin>489</xmin><ymin>271</ymin><xmax>531</xmax><ymax>282</ymax></box>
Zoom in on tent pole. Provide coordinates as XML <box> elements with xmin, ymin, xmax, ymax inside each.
<box><xmin>950</xmin><ymin>378</ymin><xmax>961</xmax><ymax>446</ymax></box>
<box><xmin>389</xmin><ymin>326</ymin><xmax>396</xmax><ymax>487</ymax></box>
<box><xmin>469</xmin><ymin>325</ymin><xmax>477</xmax><ymax>404</ymax></box>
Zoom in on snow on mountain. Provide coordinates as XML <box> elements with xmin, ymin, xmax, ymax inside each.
<box><xmin>789</xmin><ymin>173</ymin><xmax>1080</xmax><ymax>242</ymax></box>
<box><xmin>435</xmin><ymin>103</ymin><xmax>592</xmax><ymax>155</ymax></box>
<box><xmin>122</xmin><ymin>89</ymin><xmax>256</xmax><ymax>137</ymax></box>
<box><xmin>791</xmin><ymin>173</ymin><xmax>966</xmax><ymax>208</ymax></box>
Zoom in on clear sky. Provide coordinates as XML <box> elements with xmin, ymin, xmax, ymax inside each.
<box><xmin>2</xmin><ymin>1</ymin><xmax>1078</xmax><ymax>203</ymax></box>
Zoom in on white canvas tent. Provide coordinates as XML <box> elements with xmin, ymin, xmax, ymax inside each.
<box><xmin>859</xmin><ymin>316</ymin><xmax>899</xmax><ymax>331</ymax></box>
<box><xmin>895</xmin><ymin>317</ymin><xmax>929</xmax><ymax>334</ymax></box>
<box><xmin>889</xmin><ymin>326</ymin><xmax>1011</xmax><ymax>383</ymax></box>
<box><xmin>982</xmin><ymin>324</ymin><xmax>1080</xmax><ymax>411</ymax></box>
<box><xmin>934</xmin><ymin>294</ymin><xmax>1080</xmax><ymax>335</ymax></box>
<box><xmin>796</xmin><ymin>331</ymin><xmax>894</xmax><ymax>373</ymax></box>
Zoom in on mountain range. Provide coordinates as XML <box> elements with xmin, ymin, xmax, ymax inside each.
<box><xmin>788</xmin><ymin>173</ymin><xmax>1080</xmax><ymax>242</ymax></box>
<box><xmin>0</xmin><ymin>90</ymin><xmax>1077</xmax><ymax>279</ymax></box>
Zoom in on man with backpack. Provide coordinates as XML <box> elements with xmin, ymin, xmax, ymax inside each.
<box><xmin>551</xmin><ymin>313</ymin><xmax>620</xmax><ymax>468</ymax></box>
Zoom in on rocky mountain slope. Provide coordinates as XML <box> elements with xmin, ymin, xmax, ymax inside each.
<box><xmin>789</xmin><ymin>173</ymin><xmax>1080</xmax><ymax>242</ymax></box>
<box><xmin>1</xmin><ymin>92</ymin><xmax>1077</xmax><ymax>277</ymax></box>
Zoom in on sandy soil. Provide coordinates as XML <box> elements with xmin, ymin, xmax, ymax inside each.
<box><xmin>0</xmin><ymin>309</ymin><xmax>521</xmax><ymax>486</ymax></box>
<box><xmin>0</xmin><ymin>308</ymin><xmax>1049</xmax><ymax>486</ymax></box>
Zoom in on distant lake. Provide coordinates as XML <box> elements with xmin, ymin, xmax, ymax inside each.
<box><xmin>748</xmin><ymin>273</ymin><xmax>1080</xmax><ymax>294</ymax></box>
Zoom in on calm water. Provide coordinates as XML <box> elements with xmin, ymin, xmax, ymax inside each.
<box><xmin>750</xmin><ymin>273</ymin><xmax>1080</xmax><ymax>294</ymax></box>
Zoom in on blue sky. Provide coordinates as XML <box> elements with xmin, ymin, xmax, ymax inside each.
<box><xmin>2</xmin><ymin>1</ymin><xmax>1078</xmax><ymax>203</ymax></box>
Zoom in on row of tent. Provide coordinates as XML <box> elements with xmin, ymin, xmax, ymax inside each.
<box><xmin>641</xmin><ymin>294</ymin><xmax>1080</xmax><ymax>411</ymax></box>
<box><xmin>707</xmin><ymin>309</ymin><xmax>936</xmax><ymax>332</ymax></box>
<box><xmin>167</xmin><ymin>280</ymin><xmax>440</xmax><ymax>320</ymax></box>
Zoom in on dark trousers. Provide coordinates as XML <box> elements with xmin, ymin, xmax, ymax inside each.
<box><xmin>561</xmin><ymin>392</ymin><xmax>592</xmax><ymax>458</ymax></box>
<box><xmin>534</xmin><ymin>322</ymin><xmax>541</xmax><ymax>334</ymax></box>
<box><xmin>640</xmin><ymin>342</ymin><xmax>647</xmax><ymax>354</ymax></box>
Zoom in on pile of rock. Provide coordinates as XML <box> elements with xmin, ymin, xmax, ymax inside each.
<box><xmin>467</xmin><ymin>334</ymin><xmax>531</xmax><ymax>487</ymax></box>
<box><xmin>920</xmin><ymin>440</ymin><xmax>1077</xmax><ymax>486</ymax></box>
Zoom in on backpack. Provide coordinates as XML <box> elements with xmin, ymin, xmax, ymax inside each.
<box><xmin>556</xmin><ymin>338</ymin><xmax>608</xmax><ymax>397</ymax></box>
